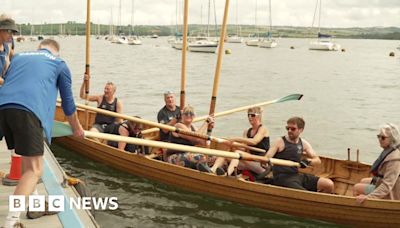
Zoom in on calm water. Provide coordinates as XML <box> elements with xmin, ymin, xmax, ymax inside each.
<box><xmin>16</xmin><ymin>36</ymin><xmax>400</xmax><ymax>227</ymax></box>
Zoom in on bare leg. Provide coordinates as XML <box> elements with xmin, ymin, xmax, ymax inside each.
<box><xmin>317</xmin><ymin>177</ymin><xmax>334</xmax><ymax>193</ymax></box>
<box><xmin>117</xmin><ymin>126</ymin><xmax>129</xmax><ymax>150</ymax></box>
<box><xmin>89</xmin><ymin>127</ymin><xmax>101</xmax><ymax>142</ymax></box>
<box><xmin>360</xmin><ymin>177</ymin><xmax>372</xmax><ymax>184</ymax></box>
<box><xmin>14</xmin><ymin>156</ymin><xmax>43</xmax><ymax>196</ymax></box>
<box><xmin>211</xmin><ymin>157</ymin><xmax>226</xmax><ymax>173</ymax></box>
<box><xmin>227</xmin><ymin>159</ymin><xmax>239</xmax><ymax>176</ymax></box>
<box><xmin>353</xmin><ymin>178</ymin><xmax>373</xmax><ymax>196</ymax></box>
<box><xmin>240</xmin><ymin>161</ymin><xmax>265</xmax><ymax>174</ymax></box>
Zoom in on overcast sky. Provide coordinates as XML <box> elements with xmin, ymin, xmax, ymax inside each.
<box><xmin>2</xmin><ymin>0</ymin><xmax>400</xmax><ymax>28</ymax></box>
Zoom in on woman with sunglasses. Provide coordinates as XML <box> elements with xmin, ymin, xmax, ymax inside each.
<box><xmin>354</xmin><ymin>123</ymin><xmax>400</xmax><ymax>203</ymax></box>
<box><xmin>210</xmin><ymin>107</ymin><xmax>270</xmax><ymax>178</ymax></box>
<box><xmin>166</xmin><ymin>105</ymin><xmax>215</xmax><ymax>170</ymax></box>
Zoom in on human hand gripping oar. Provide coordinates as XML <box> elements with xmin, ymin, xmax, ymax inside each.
<box><xmin>52</xmin><ymin>121</ymin><xmax>300</xmax><ymax>168</ymax></box>
<box><xmin>141</xmin><ymin>93</ymin><xmax>303</xmax><ymax>135</ymax></box>
<box><xmin>57</xmin><ymin>100</ymin><xmax>266</xmax><ymax>153</ymax></box>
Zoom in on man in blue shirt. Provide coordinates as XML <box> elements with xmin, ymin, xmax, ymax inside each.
<box><xmin>0</xmin><ymin>39</ymin><xmax>84</xmax><ymax>227</ymax></box>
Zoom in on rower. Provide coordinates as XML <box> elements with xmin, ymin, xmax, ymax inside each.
<box><xmin>80</xmin><ymin>78</ymin><xmax>123</xmax><ymax>139</ymax></box>
<box><xmin>157</xmin><ymin>91</ymin><xmax>180</xmax><ymax>160</ymax></box>
<box><xmin>266</xmin><ymin>117</ymin><xmax>334</xmax><ymax>193</ymax></box>
<box><xmin>165</xmin><ymin>105</ymin><xmax>215</xmax><ymax>171</ymax></box>
<box><xmin>210</xmin><ymin>106</ymin><xmax>270</xmax><ymax>178</ymax></box>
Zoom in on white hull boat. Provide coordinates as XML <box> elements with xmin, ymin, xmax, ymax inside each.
<box><xmin>259</xmin><ymin>38</ymin><xmax>277</xmax><ymax>48</ymax></box>
<box><xmin>245</xmin><ymin>39</ymin><xmax>260</xmax><ymax>47</ymax></box>
<box><xmin>226</xmin><ymin>36</ymin><xmax>243</xmax><ymax>43</ymax></box>
<box><xmin>188</xmin><ymin>40</ymin><xmax>217</xmax><ymax>53</ymax></box>
<box><xmin>128</xmin><ymin>36</ymin><xmax>142</xmax><ymax>45</ymax></box>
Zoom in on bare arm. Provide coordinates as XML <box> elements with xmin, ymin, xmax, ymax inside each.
<box><xmin>115</xmin><ymin>99</ymin><xmax>123</xmax><ymax>123</ymax></box>
<box><xmin>231</xmin><ymin>127</ymin><xmax>269</xmax><ymax>146</ymax></box>
<box><xmin>266</xmin><ymin>137</ymin><xmax>284</xmax><ymax>159</ymax></box>
<box><xmin>66</xmin><ymin>112</ymin><xmax>84</xmax><ymax>138</ymax></box>
<box><xmin>302</xmin><ymin>139</ymin><xmax>321</xmax><ymax>166</ymax></box>
<box><xmin>171</xmin><ymin>123</ymin><xmax>205</xmax><ymax>146</ymax></box>
<box><xmin>79</xmin><ymin>74</ymin><xmax>101</xmax><ymax>102</ymax></box>
<box><xmin>193</xmin><ymin>115</ymin><xmax>214</xmax><ymax>137</ymax></box>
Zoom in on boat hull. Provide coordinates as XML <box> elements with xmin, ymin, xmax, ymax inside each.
<box><xmin>245</xmin><ymin>39</ymin><xmax>260</xmax><ymax>47</ymax></box>
<box><xmin>54</xmin><ymin>106</ymin><xmax>400</xmax><ymax>227</ymax></box>
<box><xmin>226</xmin><ymin>36</ymin><xmax>243</xmax><ymax>43</ymax></box>
<box><xmin>259</xmin><ymin>39</ymin><xmax>278</xmax><ymax>48</ymax></box>
<box><xmin>53</xmin><ymin>135</ymin><xmax>400</xmax><ymax>228</ymax></box>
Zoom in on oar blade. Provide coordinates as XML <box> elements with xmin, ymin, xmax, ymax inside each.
<box><xmin>52</xmin><ymin>121</ymin><xmax>73</xmax><ymax>138</ymax></box>
<box><xmin>276</xmin><ymin>94</ymin><xmax>303</xmax><ymax>103</ymax></box>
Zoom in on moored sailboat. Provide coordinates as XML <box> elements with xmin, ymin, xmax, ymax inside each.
<box><xmin>245</xmin><ymin>0</ymin><xmax>261</xmax><ymax>47</ymax></box>
<box><xmin>258</xmin><ymin>0</ymin><xmax>277</xmax><ymax>48</ymax></box>
<box><xmin>308</xmin><ymin>0</ymin><xmax>340</xmax><ymax>51</ymax></box>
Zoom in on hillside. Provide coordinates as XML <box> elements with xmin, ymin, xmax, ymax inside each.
<box><xmin>19</xmin><ymin>22</ymin><xmax>400</xmax><ymax>40</ymax></box>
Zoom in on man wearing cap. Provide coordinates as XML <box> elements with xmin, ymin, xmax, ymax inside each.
<box><xmin>157</xmin><ymin>91</ymin><xmax>181</xmax><ymax>142</ymax></box>
<box><xmin>0</xmin><ymin>39</ymin><xmax>84</xmax><ymax>227</ymax></box>
<box><xmin>0</xmin><ymin>14</ymin><xmax>17</xmax><ymax>84</ymax></box>
<box><xmin>0</xmin><ymin>14</ymin><xmax>17</xmax><ymax>144</ymax></box>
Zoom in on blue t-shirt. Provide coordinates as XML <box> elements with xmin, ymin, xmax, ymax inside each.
<box><xmin>0</xmin><ymin>48</ymin><xmax>76</xmax><ymax>143</ymax></box>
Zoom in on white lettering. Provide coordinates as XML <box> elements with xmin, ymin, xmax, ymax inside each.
<box><xmin>92</xmin><ymin>197</ymin><xmax>108</xmax><ymax>210</ymax></box>
<box><xmin>108</xmin><ymin>197</ymin><xmax>119</xmax><ymax>210</ymax></box>
<box><xmin>81</xmin><ymin>197</ymin><xmax>91</xmax><ymax>210</ymax></box>
<box><xmin>69</xmin><ymin>197</ymin><xmax>81</xmax><ymax>209</ymax></box>
<box><xmin>19</xmin><ymin>52</ymin><xmax>56</xmax><ymax>60</ymax></box>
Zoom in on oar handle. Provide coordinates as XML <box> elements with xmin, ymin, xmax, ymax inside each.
<box><xmin>238</xmin><ymin>152</ymin><xmax>300</xmax><ymax>167</ymax></box>
<box><xmin>231</xmin><ymin>142</ymin><xmax>266</xmax><ymax>153</ymax></box>
<box><xmin>55</xmin><ymin>121</ymin><xmax>300</xmax><ymax>167</ymax></box>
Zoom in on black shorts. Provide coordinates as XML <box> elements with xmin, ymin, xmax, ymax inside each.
<box><xmin>273</xmin><ymin>173</ymin><xmax>319</xmax><ymax>192</ymax></box>
<box><xmin>0</xmin><ymin>108</ymin><xmax>44</xmax><ymax>156</ymax></box>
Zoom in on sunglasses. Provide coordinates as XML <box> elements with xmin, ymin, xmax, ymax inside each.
<box><xmin>286</xmin><ymin>126</ymin><xmax>298</xmax><ymax>131</ymax></box>
<box><xmin>183</xmin><ymin>112</ymin><xmax>195</xmax><ymax>117</ymax></box>
<box><xmin>247</xmin><ymin>113</ymin><xmax>260</xmax><ymax>118</ymax></box>
<box><xmin>5</xmin><ymin>29</ymin><xmax>15</xmax><ymax>34</ymax></box>
<box><xmin>377</xmin><ymin>135</ymin><xmax>388</xmax><ymax>140</ymax></box>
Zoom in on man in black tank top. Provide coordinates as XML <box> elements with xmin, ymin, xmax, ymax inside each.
<box><xmin>157</xmin><ymin>91</ymin><xmax>181</xmax><ymax>142</ymax></box>
<box><xmin>79</xmin><ymin>79</ymin><xmax>123</xmax><ymax>138</ymax></box>
<box><xmin>266</xmin><ymin>117</ymin><xmax>334</xmax><ymax>193</ymax></box>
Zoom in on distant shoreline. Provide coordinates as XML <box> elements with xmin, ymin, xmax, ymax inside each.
<box><xmin>18</xmin><ymin>23</ymin><xmax>400</xmax><ymax>40</ymax></box>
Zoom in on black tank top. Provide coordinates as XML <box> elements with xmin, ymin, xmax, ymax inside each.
<box><xmin>272</xmin><ymin>136</ymin><xmax>303</xmax><ymax>176</ymax></box>
<box><xmin>94</xmin><ymin>97</ymin><xmax>117</xmax><ymax>124</ymax></box>
<box><xmin>246</xmin><ymin>125</ymin><xmax>270</xmax><ymax>156</ymax></box>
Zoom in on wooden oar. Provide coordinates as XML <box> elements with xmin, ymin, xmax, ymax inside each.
<box><xmin>58</xmin><ymin>100</ymin><xmax>265</xmax><ymax>153</ymax></box>
<box><xmin>53</xmin><ymin>121</ymin><xmax>300</xmax><ymax>167</ymax></box>
<box><xmin>180</xmin><ymin>0</ymin><xmax>189</xmax><ymax>109</ymax></box>
<box><xmin>141</xmin><ymin>93</ymin><xmax>303</xmax><ymax>135</ymax></box>
<box><xmin>83</xmin><ymin>0</ymin><xmax>91</xmax><ymax>130</ymax></box>
<box><xmin>207</xmin><ymin>0</ymin><xmax>230</xmax><ymax>135</ymax></box>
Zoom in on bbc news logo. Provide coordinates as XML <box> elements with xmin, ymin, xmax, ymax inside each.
<box><xmin>9</xmin><ymin>195</ymin><xmax>118</xmax><ymax>212</ymax></box>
